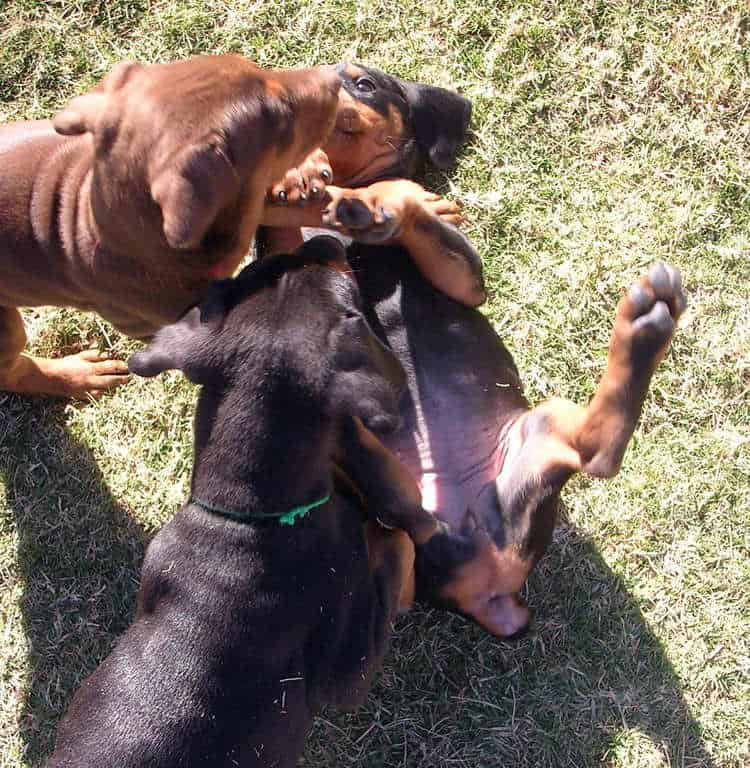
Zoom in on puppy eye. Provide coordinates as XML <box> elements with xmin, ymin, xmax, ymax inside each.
<box><xmin>355</xmin><ymin>77</ymin><xmax>376</xmax><ymax>93</ymax></box>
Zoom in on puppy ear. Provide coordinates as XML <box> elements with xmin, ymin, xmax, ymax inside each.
<box><xmin>128</xmin><ymin>282</ymin><xmax>230</xmax><ymax>380</ymax></box>
<box><xmin>53</xmin><ymin>93</ymin><xmax>108</xmax><ymax>136</ymax></box>
<box><xmin>53</xmin><ymin>61</ymin><xmax>142</xmax><ymax>137</ymax></box>
<box><xmin>329</xmin><ymin>317</ymin><xmax>406</xmax><ymax>433</ymax></box>
<box><xmin>151</xmin><ymin>139</ymin><xmax>241</xmax><ymax>250</ymax></box>
<box><xmin>401</xmin><ymin>82</ymin><xmax>472</xmax><ymax>169</ymax></box>
<box><xmin>127</xmin><ymin>306</ymin><xmax>203</xmax><ymax>378</ymax></box>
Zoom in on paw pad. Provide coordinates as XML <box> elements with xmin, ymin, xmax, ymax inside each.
<box><xmin>624</xmin><ymin>261</ymin><xmax>687</xmax><ymax>348</ymax></box>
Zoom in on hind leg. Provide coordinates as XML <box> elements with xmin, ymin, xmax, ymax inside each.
<box><xmin>500</xmin><ymin>262</ymin><xmax>687</xmax><ymax>499</ymax></box>
<box><xmin>0</xmin><ymin>306</ymin><xmax>130</xmax><ymax>399</ymax></box>
<box><xmin>413</xmin><ymin>264</ymin><xmax>685</xmax><ymax>640</ymax></box>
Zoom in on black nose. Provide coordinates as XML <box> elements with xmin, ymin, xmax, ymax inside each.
<box><xmin>296</xmin><ymin>234</ymin><xmax>347</xmax><ymax>264</ymax></box>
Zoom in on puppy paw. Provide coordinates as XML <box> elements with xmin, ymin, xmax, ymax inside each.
<box><xmin>322</xmin><ymin>180</ymin><xmax>463</xmax><ymax>244</ymax></box>
<box><xmin>615</xmin><ymin>262</ymin><xmax>687</xmax><ymax>362</ymax></box>
<box><xmin>322</xmin><ymin>188</ymin><xmax>401</xmax><ymax>243</ymax></box>
<box><xmin>267</xmin><ymin>148</ymin><xmax>332</xmax><ymax>205</ymax></box>
<box><xmin>3</xmin><ymin>350</ymin><xmax>130</xmax><ymax>399</ymax></box>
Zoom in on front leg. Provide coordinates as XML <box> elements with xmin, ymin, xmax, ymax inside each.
<box><xmin>336</xmin><ymin>416</ymin><xmax>441</xmax><ymax>546</ymax></box>
<box><xmin>0</xmin><ymin>306</ymin><xmax>129</xmax><ymax>399</ymax></box>
<box><xmin>314</xmin><ymin>521</ymin><xmax>415</xmax><ymax>712</ymax></box>
<box><xmin>365</xmin><ymin>521</ymin><xmax>416</xmax><ymax>613</ymax></box>
<box><xmin>323</xmin><ymin>180</ymin><xmax>486</xmax><ymax>307</ymax></box>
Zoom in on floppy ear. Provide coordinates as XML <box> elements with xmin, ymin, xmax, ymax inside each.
<box><xmin>401</xmin><ymin>82</ymin><xmax>472</xmax><ymax>169</ymax></box>
<box><xmin>53</xmin><ymin>61</ymin><xmax>142</xmax><ymax>136</ymax></box>
<box><xmin>329</xmin><ymin>315</ymin><xmax>406</xmax><ymax>433</ymax></box>
<box><xmin>53</xmin><ymin>93</ymin><xmax>108</xmax><ymax>136</ymax></box>
<box><xmin>151</xmin><ymin>139</ymin><xmax>241</xmax><ymax>250</ymax></box>
<box><xmin>128</xmin><ymin>281</ymin><xmax>230</xmax><ymax>381</ymax></box>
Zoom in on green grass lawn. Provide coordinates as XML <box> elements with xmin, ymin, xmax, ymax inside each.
<box><xmin>1</xmin><ymin>1</ymin><xmax>748</xmax><ymax>766</ymax></box>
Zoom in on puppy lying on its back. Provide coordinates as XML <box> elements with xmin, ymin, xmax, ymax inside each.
<box><xmin>317</xmin><ymin>189</ymin><xmax>688</xmax><ymax>640</ymax></box>
<box><xmin>48</xmin><ymin>236</ymin><xmax>440</xmax><ymax>768</ymax></box>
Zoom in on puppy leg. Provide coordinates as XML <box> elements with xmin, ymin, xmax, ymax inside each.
<box><xmin>501</xmin><ymin>263</ymin><xmax>687</xmax><ymax>489</ymax></box>
<box><xmin>318</xmin><ymin>522</ymin><xmax>415</xmax><ymax>712</ymax></box>
<box><xmin>336</xmin><ymin>416</ymin><xmax>441</xmax><ymax>546</ymax></box>
<box><xmin>266</xmin><ymin>148</ymin><xmax>333</xmax><ymax>206</ymax></box>
<box><xmin>323</xmin><ymin>180</ymin><xmax>486</xmax><ymax>307</ymax></box>
<box><xmin>260</xmin><ymin>151</ymin><xmax>334</xmax><ymax>258</ymax></box>
<box><xmin>0</xmin><ymin>306</ymin><xmax>130</xmax><ymax>399</ymax></box>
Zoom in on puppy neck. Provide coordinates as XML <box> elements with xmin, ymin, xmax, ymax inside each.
<box><xmin>188</xmin><ymin>381</ymin><xmax>335</xmax><ymax>523</ymax></box>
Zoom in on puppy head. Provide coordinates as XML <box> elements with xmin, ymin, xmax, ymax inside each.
<box><xmin>54</xmin><ymin>56</ymin><xmax>340</xmax><ymax>251</ymax></box>
<box><xmin>415</xmin><ymin>509</ymin><xmax>537</xmax><ymax>640</ymax></box>
<box><xmin>128</xmin><ymin>235</ymin><xmax>405</xmax><ymax>432</ymax></box>
<box><xmin>323</xmin><ymin>63</ymin><xmax>472</xmax><ymax>185</ymax></box>
<box><xmin>416</xmin><ymin>466</ymin><xmax>562</xmax><ymax>641</ymax></box>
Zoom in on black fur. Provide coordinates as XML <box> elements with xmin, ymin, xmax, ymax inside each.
<box><xmin>48</xmin><ymin>237</ymin><xmax>414</xmax><ymax>768</ymax></box>
<box><xmin>335</xmin><ymin>63</ymin><xmax>472</xmax><ymax>177</ymax></box>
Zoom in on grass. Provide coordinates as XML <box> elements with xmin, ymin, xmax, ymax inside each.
<box><xmin>0</xmin><ymin>0</ymin><xmax>748</xmax><ymax>766</ymax></box>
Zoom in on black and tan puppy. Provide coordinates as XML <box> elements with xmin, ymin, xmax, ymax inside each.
<box><xmin>265</xmin><ymin>61</ymin><xmax>472</xmax><ymax>203</ymax></box>
<box><xmin>47</xmin><ymin>236</ymin><xmax>440</xmax><ymax>768</ymax></box>
<box><xmin>324</xmin><ymin>61</ymin><xmax>473</xmax><ymax>186</ymax></box>
<box><xmin>261</xmin><ymin>63</ymin><xmax>481</xmax><ymax>305</ymax></box>
<box><xmin>313</xmin><ymin>192</ymin><xmax>687</xmax><ymax>639</ymax></box>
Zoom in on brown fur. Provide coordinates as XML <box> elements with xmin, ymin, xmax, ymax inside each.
<box><xmin>0</xmin><ymin>55</ymin><xmax>340</xmax><ymax>397</ymax></box>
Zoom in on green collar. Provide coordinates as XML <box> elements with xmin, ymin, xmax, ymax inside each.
<box><xmin>189</xmin><ymin>492</ymin><xmax>331</xmax><ymax>526</ymax></box>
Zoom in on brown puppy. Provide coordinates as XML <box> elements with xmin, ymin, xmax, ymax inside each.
<box><xmin>0</xmin><ymin>55</ymin><xmax>340</xmax><ymax>398</ymax></box>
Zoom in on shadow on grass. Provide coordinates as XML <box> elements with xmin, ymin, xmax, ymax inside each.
<box><xmin>0</xmin><ymin>397</ymin><xmax>712</xmax><ymax>767</ymax></box>
<box><xmin>306</xmin><ymin>520</ymin><xmax>714</xmax><ymax>768</ymax></box>
<box><xmin>0</xmin><ymin>395</ymin><xmax>147</xmax><ymax>766</ymax></box>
